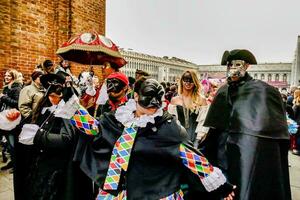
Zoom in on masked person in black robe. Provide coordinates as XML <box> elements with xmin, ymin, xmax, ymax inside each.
<box><xmin>18</xmin><ymin>72</ymin><xmax>93</xmax><ymax>200</ymax></box>
<box><xmin>203</xmin><ymin>49</ymin><xmax>291</xmax><ymax>200</ymax></box>
<box><xmin>74</xmin><ymin>78</ymin><xmax>236</xmax><ymax>200</ymax></box>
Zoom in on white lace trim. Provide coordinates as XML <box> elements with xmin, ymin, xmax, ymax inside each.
<box><xmin>195</xmin><ymin>105</ymin><xmax>210</xmax><ymax>140</ymax></box>
<box><xmin>42</xmin><ymin>104</ymin><xmax>58</xmax><ymax>114</ymax></box>
<box><xmin>201</xmin><ymin>167</ymin><xmax>226</xmax><ymax>192</ymax></box>
<box><xmin>115</xmin><ymin>99</ymin><xmax>163</xmax><ymax>128</ymax></box>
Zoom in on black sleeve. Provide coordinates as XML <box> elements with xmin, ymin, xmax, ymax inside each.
<box><xmin>1</xmin><ymin>85</ymin><xmax>22</xmax><ymax>108</ymax></box>
<box><xmin>33</xmin><ymin>118</ymin><xmax>76</xmax><ymax>152</ymax></box>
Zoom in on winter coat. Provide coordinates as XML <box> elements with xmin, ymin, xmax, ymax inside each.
<box><xmin>18</xmin><ymin>82</ymin><xmax>44</xmax><ymax>118</ymax></box>
<box><xmin>0</xmin><ymin>81</ymin><xmax>23</xmax><ymax>110</ymax></box>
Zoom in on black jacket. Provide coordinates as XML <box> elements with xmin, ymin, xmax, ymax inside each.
<box><xmin>23</xmin><ymin>111</ymin><xmax>92</xmax><ymax>200</ymax></box>
<box><xmin>1</xmin><ymin>81</ymin><xmax>22</xmax><ymax>109</ymax></box>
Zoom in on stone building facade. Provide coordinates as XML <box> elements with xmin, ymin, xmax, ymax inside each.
<box><xmin>120</xmin><ymin>49</ymin><xmax>199</xmax><ymax>83</ymax></box>
<box><xmin>198</xmin><ymin>63</ymin><xmax>292</xmax><ymax>90</ymax></box>
<box><xmin>0</xmin><ymin>0</ymin><xmax>105</xmax><ymax>84</ymax></box>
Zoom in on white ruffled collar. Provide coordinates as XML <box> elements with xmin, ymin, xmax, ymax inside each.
<box><xmin>41</xmin><ymin>104</ymin><xmax>58</xmax><ymax>114</ymax></box>
<box><xmin>115</xmin><ymin>99</ymin><xmax>163</xmax><ymax>128</ymax></box>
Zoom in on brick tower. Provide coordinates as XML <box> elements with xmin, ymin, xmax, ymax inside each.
<box><xmin>0</xmin><ymin>0</ymin><xmax>106</xmax><ymax>84</ymax></box>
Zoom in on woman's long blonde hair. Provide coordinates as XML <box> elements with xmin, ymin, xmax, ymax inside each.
<box><xmin>294</xmin><ymin>89</ymin><xmax>300</xmax><ymax>106</ymax></box>
<box><xmin>178</xmin><ymin>70</ymin><xmax>205</xmax><ymax>108</ymax></box>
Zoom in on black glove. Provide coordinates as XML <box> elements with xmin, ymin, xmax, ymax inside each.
<box><xmin>212</xmin><ymin>182</ymin><xmax>235</xmax><ymax>198</ymax></box>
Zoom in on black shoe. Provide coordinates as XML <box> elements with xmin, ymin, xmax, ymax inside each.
<box><xmin>0</xmin><ymin>161</ymin><xmax>13</xmax><ymax>170</ymax></box>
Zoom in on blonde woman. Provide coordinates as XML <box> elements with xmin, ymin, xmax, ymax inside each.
<box><xmin>168</xmin><ymin>70</ymin><xmax>209</xmax><ymax>147</ymax></box>
<box><xmin>0</xmin><ymin>69</ymin><xmax>23</xmax><ymax>172</ymax></box>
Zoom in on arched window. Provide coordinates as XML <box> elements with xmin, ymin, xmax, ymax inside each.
<box><xmin>261</xmin><ymin>74</ymin><xmax>265</xmax><ymax>80</ymax></box>
<box><xmin>268</xmin><ymin>74</ymin><xmax>272</xmax><ymax>82</ymax></box>
<box><xmin>254</xmin><ymin>74</ymin><xmax>258</xmax><ymax>79</ymax></box>
<box><xmin>275</xmin><ymin>74</ymin><xmax>279</xmax><ymax>81</ymax></box>
<box><xmin>283</xmin><ymin>74</ymin><xmax>287</xmax><ymax>82</ymax></box>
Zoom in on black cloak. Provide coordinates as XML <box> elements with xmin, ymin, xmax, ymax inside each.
<box><xmin>204</xmin><ymin>73</ymin><xmax>288</xmax><ymax>139</ymax></box>
<box><xmin>74</xmin><ymin>111</ymin><xmax>232</xmax><ymax>199</ymax></box>
<box><xmin>203</xmin><ymin>73</ymin><xmax>291</xmax><ymax>200</ymax></box>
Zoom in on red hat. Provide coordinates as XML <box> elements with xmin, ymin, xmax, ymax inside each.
<box><xmin>107</xmin><ymin>72</ymin><xmax>129</xmax><ymax>85</ymax></box>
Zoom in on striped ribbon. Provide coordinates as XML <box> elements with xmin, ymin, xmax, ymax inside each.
<box><xmin>103</xmin><ymin>126</ymin><xmax>137</xmax><ymax>190</ymax></box>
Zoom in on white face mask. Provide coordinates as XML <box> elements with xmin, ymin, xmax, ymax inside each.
<box><xmin>226</xmin><ymin>60</ymin><xmax>247</xmax><ymax>79</ymax></box>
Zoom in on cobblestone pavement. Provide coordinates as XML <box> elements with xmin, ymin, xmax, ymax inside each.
<box><xmin>0</xmin><ymin>152</ymin><xmax>300</xmax><ymax>200</ymax></box>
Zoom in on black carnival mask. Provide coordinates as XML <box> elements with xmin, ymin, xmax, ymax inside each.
<box><xmin>182</xmin><ymin>74</ymin><xmax>193</xmax><ymax>84</ymax></box>
<box><xmin>107</xmin><ymin>78</ymin><xmax>126</xmax><ymax>93</ymax></box>
<box><xmin>138</xmin><ymin>79</ymin><xmax>165</xmax><ymax>108</ymax></box>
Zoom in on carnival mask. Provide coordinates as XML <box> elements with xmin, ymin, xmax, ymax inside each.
<box><xmin>138</xmin><ymin>79</ymin><xmax>164</xmax><ymax>108</ymax></box>
<box><xmin>182</xmin><ymin>74</ymin><xmax>193</xmax><ymax>84</ymax></box>
<box><xmin>227</xmin><ymin>60</ymin><xmax>247</xmax><ymax>80</ymax></box>
<box><xmin>107</xmin><ymin>78</ymin><xmax>126</xmax><ymax>93</ymax></box>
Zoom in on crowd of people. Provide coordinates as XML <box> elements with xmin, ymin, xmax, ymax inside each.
<box><xmin>0</xmin><ymin>47</ymin><xmax>295</xmax><ymax>200</ymax></box>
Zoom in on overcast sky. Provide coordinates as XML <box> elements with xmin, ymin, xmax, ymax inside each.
<box><xmin>106</xmin><ymin>0</ymin><xmax>300</xmax><ymax>65</ymax></box>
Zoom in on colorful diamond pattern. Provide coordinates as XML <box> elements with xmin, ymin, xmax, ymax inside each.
<box><xmin>70</xmin><ymin>105</ymin><xmax>99</xmax><ymax>136</ymax></box>
<box><xmin>179</xmin><ymin>143</ymin><xmax>214</xmax><ymax>179</ymax></box>
<box><xmin>97</xmin><ymin>189</ymin><xmax>127</xmax><ymax>200</ymax></box>
<box><xmin>160</xmin><ymin>189</ymin><xmax>184</xmax><ymax>200</ymax></box>
<box><xmin>103</xmin><ymin>126</ymin><xmax>137</xmax><ymax>190</ymax></box>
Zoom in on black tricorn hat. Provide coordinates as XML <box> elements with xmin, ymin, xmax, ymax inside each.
<box><xmin>40</xmin><ymin>73</ymin><xmax>66</xmax><ymax>89</ymax></box>
<box><xmin>221</xmin><ymin>49</ymin><xmax>257</xmax><ymax>65</ymax></box>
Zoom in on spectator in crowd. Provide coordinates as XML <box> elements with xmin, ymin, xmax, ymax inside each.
<box><xmin>127</xmin><ymin>76</ymin><xmax>135</xmax><ymax>99</ymax></box>
<box><xmin>287</xmin><ymin>86</ymin><xmax>297</xmax><ymax>106</ymax></box>
<box><xmin>168</xmin><ymin>70</ymin><xmax>209</xmax><ymax>147</ymax></box>
<box><xmin>55</xmin><ymin>60</ymin><xmax>72</xmax><ymax>75</ymax></box>
<box><xmin>55</xmin><ymin>59</ymin><xmax>79</xmax><ymax>85</ymax></box>
<box><xmin>42</xmin><ymin>59</ymin><xmax>55</xmax><ymax>74</ymax></box>
<box><xmin>204</xmin><ymin>49</ymin><xmax>291</xmax><ymax>200</ymax></box>
<box><xmin>135</xmin><ymin>69</ymin><xmax>149</xmax><ymax>80</ymax></box>
<box><xmin>78</xmin><ymin>66</ymin><xmax>95</xmax><ymax>95</ymax></box>
<box><xmin>292</xmin><ymin>89</ymin><xmax>300</xmax><ymax>155</ymax></box>
<box><xmin>18</xmin><ymin>71</ymin><xmax>44</xmax><ymax>118</ymax></box>
<box><xmin>0</xmin><ymin>69</ymin><xmax>23</xmax><ymax>172</ymax></box>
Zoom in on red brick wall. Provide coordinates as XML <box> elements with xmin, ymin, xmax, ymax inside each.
<box><xmin>0</xmin><ymin>0</ymin><xmax>105</xmax><ymax>86</ymax></box>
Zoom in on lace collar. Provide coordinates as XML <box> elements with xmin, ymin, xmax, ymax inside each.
<box><xmin>115</xmin><ymin>99</ymin><xmax>163</xmax><ymax>128</ymax></box>
<box><xmin>41</xmin><ymin>105</ymin><xmax>58</xmax><ymax>114</ymax></box>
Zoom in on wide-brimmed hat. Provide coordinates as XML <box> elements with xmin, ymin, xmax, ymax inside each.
<box><xmin>221</xmin><ymin>49</ymin><xmax>257</xmax><ymax>65</ymax></box>
<box><xmin>40</xmin><ymin>73</ymin><xmax>66</xmax><ymax>89</ymax></box>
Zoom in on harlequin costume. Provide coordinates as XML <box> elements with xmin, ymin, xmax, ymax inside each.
<box><xmin>74</xmin><ymin>79</ymin><xmax>233</xmax><ymax>199</ymax></box>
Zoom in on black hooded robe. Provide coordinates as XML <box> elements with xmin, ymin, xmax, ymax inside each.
<box><xmin>203</xmin><ymin>73</ymin><xmax>291</xmax><ymax>200</ymax></box>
